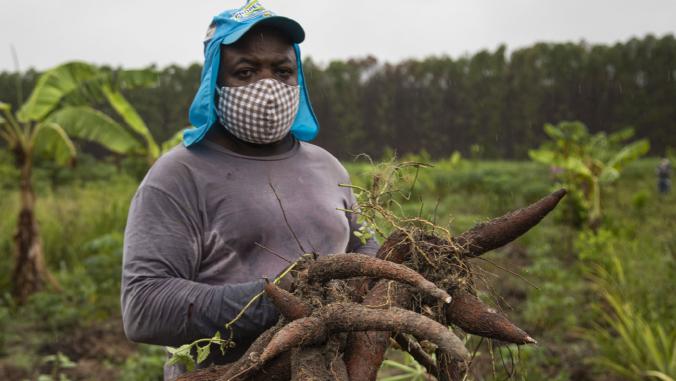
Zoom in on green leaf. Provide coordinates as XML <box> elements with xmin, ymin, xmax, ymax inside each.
<box><xmin>608</xmin><ymin>127</ymin><xmax>635</xmax><ymax>144</ymax></box>
<box><xmin>560</xmin><ymin>156</ymin><xmax>592</xmax><ymax>178</ymax></box>
<box><xmin>643</xmin><ymin>371</ymin><xmax>674</xmax><ymax>381</ymax></box>
<box><xmin>558</xmin><ymin>121</ymin><xmax>589</xmax><ymax>141</ymax></box>
<box><xmin>32</xmin><ymin>122</ymin><xmax>77</xmax><ymax>166</ymax></box>
<box><xmin>643</xmin><ymin>327</ymin><xmax>665</xmax><ymax>372</ymax></box>
<box><xmin>196</xmin><ymin>343</ymin><xmax>211</xmax><ymax>364</ymax></box>
<box><xmin>55</xmin><ymin>352</ymin><xmax>76</xmax><ymax>368</ymax></box>
<box><xmin>593</xmin><ymin>357</ymin><xmax>635</xmax><ymax>379</ymax></box>
<box><xmin>543</xmin><ymin>123</ymin><xmax>564</xmax><ymax>140</ymax></box>
<box><xmin>102</xmin><ymin>86</ymin><xmax>159</xmax><ymax>159</ymax></box>
<box><xmin>46</xmin><ymin>106</ymin><xmax>141</xmax><ymax>154</ymax></box>
<box><xmin>0</xmin><ymin>115</ymin><xmax>14</xmax><ymax>145</ymax></box>
<box><xmin>599</xmin><ymin>167</ymin><xmax>620</xmax><ymax>184</ymax></box>
<box><xmin>381</xmin><ymin>359</ymin><xmax>417</xmax><ymax>372</ymax></box>
<box><xmin>169</xmin><ymin>344</ymin><xmax>192</xmax><ymax>358</ymax></box>
<box><xmin>0</xmin><ymin>101</ymin><xmax>11</xmax><ymax>112</ymax></box>
<box><xmin>0</xmin><ymin>101</ymin><xmax>21</xmax><ymax>145</ymax></box>
<box><xmin>167</xmin><ymin>344</ymin><xmax>195</xmax><ymax>372</ymax></box>
<box><xmin>379</xmin><ymin>375</ymin><xmax>419</xmax><ymax>381</ymax></box>
<box><xmin>528</xmin><ymin>148</ymin><xmax>556</xmax><ymax>165</ymax></box>
<box><xmin>111</xmin><ymin>68</ymin><xmax>159</xmax><ymax>91</ymax></box>
<box><xmin>18</xmin><ymin>61</ymin><xmax>100</xmax><ymax>122</ymax></box>
<box><xmin>607</xmin><ymin>139</ymin><xmax>650</xmax><ymax>172</ymax></box>
<box><xmin>449</xmin><ymin>150</ymin><xmax>462</xmax><ymax>166</ymax></box>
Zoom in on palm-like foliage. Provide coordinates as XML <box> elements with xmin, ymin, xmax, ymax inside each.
<box><xmin>529</xmin><ymin>121</ymin><xmax>649</xmax><ymax>228</ymax></box>
<box><xmin>586</xmin><ymin>257</ymin><xmax>676</xmax><ymax>381</ymax></box>
<box><xmin>0</xmin><ymin>61</ymin><xmax>174</xmax><ymax>303</ymax></box>
<box><xmin>19</xmin><ymin>61</ymin><xmax>184</xmax><ymax>164</ymax></box>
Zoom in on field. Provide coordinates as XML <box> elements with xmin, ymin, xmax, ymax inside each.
<box><xmin>0</xmin><ymin>153</ymin><xmax>674</xmax><ymax>381</ymax></box>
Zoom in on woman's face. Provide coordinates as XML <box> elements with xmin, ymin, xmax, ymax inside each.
<box><xmin>218</xmin><ymin>25</ymin><xmax>298</xmax><ymax>87</ymax></box>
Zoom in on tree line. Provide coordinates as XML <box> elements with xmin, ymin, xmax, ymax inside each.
<box><xmin>1</xmin><ymin>33</ymin><xmax>674</xmax><ymax>160</ymax></box>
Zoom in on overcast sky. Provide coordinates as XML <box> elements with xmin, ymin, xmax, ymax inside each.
<box><xmin>1</xmin><ymin>0</ymin><xmax>675</xmax><ymax>71</ymax></box>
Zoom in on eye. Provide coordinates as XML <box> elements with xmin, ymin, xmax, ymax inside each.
<box><xmin>235</xmin><ymin>68</ymin><xmax>254</xmax><ymax>80</ymax></box>
<box><xmin>276</xmin><ymin>67</ymin><xmax>294</xmax><ymax>79</ymax></box>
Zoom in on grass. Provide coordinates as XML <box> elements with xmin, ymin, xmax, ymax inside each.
<box><xmin>0</xmin><ymin>155</ymin><xmax>673</xmax><ymax>380</ymax></box>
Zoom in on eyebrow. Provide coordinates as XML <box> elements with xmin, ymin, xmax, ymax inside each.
<box><xmin>273</xmin><ymin>57</ymin><xmax>294</xmax><ymax>66</ymax></box>
<box><xmin>230</xmin><ymin>55</ymin><xmax>295</xmax><ymax>67</ymax></box>
<box><xmin>231</xmin><ymin>57</ymin><xmax>259</xmax><ymax>66</ymax></box>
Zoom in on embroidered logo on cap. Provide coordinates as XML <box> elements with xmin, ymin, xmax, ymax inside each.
<box><xmin>232</xmin><ymin>0</ymin><xmax>273</xmax><ymax>22</ymax></box>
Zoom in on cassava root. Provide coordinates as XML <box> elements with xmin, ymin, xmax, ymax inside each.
<box><xmin>259</xmin><ymin>303</ymin><xmax>469</xmax><ymax>366</ymax></box>
<box><xmin>446</xmin><ymin>288</ymin><xmax>536</xmax><ymax>344</ymax></box>
<box><xmin>308</xmin><ymin>253</ymin><xmax>452</xmax><ymax>303</ymax></box>
<box><xmin>178</xmin><ymin>189</ymin><xmax>565</xmax><ymax>381</ymax></box>
<box><xmin>264</xmin><ymin>281</ymin><xmax>312</xmax><ymax>321</ymax></box>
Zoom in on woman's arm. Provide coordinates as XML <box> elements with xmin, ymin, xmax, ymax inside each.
<box><xmin>121</xmin><ymin>185</ymin><xmax>279</xmax><ymax>349</ymax></box>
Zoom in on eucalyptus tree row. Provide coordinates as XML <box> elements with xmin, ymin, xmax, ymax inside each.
<box><xmin>2</xmin><ymin>34</ymin><xmax>674</xmax><ymax>161</ymax></box>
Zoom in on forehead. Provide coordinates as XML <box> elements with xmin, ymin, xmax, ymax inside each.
<box><xmin>221</xmin><ymin>26</ymin><xmax>296</xmax><ymax>63</ymax></box>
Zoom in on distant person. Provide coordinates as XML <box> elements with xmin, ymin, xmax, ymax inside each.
<box><xmin>657</xmin><ymin>158</ymin><xmax>671</xmax><ymax>194</ymax></box>
<box><xmin>119</xmin><ymin>1</ymin><xmax>377</xmax><ymax>380</ymax></box>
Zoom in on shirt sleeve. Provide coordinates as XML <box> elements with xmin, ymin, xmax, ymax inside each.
<box><xmin>121</xmin><ymin>185</ymin><xmax>279</xmax><ymax>350</ymax></box>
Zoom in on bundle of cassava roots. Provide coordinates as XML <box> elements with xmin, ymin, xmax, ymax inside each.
<box><xmin>180</xmin><ymin>189</ymin><xmax>567</xmax><ymax>381</ymax></box>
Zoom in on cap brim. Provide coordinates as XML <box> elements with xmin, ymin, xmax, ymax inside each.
<box><xmin>222</xmin><ymin>15</ymin><xmax>305</xmax><ymax>46</ymax></box>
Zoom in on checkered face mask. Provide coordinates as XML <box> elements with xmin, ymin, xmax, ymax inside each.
<box><xmin>216</xmin><ymin>79</ymin><xmax>300</xmax><ymax>144</ymax></box>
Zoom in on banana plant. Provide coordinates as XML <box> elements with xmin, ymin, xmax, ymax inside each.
<box><xmin>0</xmin><ymin>62</ymin><xmax>168</xmax><ymax>303</ymax></box>
<box><xmin>21</xmin><ymin>61</ymin><xmax>184</xmax><ymax>165</ymax></box>
<box><xmin>529</xmin><ymin>121</ymin><xmax>649</xmax><ymax>229</ymax></box>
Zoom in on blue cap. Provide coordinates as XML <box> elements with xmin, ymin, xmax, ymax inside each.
<box><xmin>184</xmin><ymin>0</ymin><xmax>319</xmax><ymax>147</ymax></box>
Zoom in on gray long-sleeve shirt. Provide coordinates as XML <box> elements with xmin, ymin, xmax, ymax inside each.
<box><xmin>121</xmin><ymin>138</ymin><xmax>377</xmax><ymax>374</ymax></box>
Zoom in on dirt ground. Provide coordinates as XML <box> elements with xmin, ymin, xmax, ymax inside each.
<box><xmin>0</xmin><ymin>318</ymin><xmax>137</xmax><ymax>381</ymax></box>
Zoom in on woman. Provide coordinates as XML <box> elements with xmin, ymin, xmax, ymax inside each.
<box><xmin>120</xmin><ymin>1</ymin><xmax>377</xmax><ymax>379</ymax></box>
